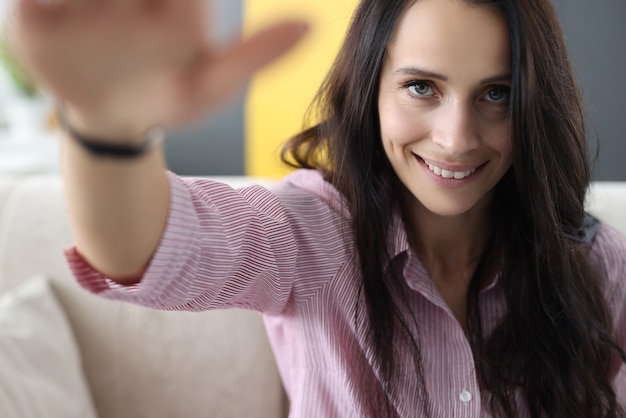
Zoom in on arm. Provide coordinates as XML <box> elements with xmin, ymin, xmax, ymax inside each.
<box><xmin>61</xmin><ymin>132</ymin><xmax>169</xmax><ymax>283</ymax></box>
<box><xmin>67</xmin><ymin>171</ymin><xmax>350</xmax><ymax>315</ymax></box>
<box><xmin>7</xmin><ymin>0</ymin><xmax>307</xmax><ymax>284</ymax></box>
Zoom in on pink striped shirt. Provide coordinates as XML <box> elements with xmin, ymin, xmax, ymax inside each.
<box><xmin>67</xmin><ymin>169</ymin><xmax>626</xmax><ymax>417</ymax></box>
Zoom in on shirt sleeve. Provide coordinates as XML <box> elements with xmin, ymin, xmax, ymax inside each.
<box><xmin>66</xmin><ymin>171</ymin><xmax>311</xmax><ymax>315</ymax></box>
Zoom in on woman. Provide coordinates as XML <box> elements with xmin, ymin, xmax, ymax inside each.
<box><xmin>8</xmin><ymin>0</ymin><xmax>626</xmax><ymax>416</ymax></box>
<box><xmin>283</xmin><ymin>0</ymin><xmax>626</xmax><ymax>415</ymax></box>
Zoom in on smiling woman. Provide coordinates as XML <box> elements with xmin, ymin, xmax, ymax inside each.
<box><xmin>282</xmin><ymin>0</ymin><xmax>626</xmax><ymax>416</ymax></box>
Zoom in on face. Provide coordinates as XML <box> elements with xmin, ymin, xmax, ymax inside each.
<box><xmin>378</xmin><ymin>0</ymin><xmax>513</xmax><ymax>219</ymax></box>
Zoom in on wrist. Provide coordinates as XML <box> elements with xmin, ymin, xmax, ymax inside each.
<box><xmin>61</xmin><ymin>103</ymin><xmax>153</xmax><ymax>146</ymax></box>
<box><xmin>57</xmin><ymin>104</ymin><xmax>165</xmax><ymax>158</ymax></box>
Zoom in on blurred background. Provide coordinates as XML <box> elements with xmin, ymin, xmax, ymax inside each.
<box><xmin>0</xmin><ymin>0</ymin><xmax>624</xmax><ymax>180</ymax></box>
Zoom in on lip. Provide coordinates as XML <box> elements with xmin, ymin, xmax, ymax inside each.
<box><xmin>416</xmin><ymin>154</ymin><xmax>484</xmax><ymax>172</ymax></box>
<box><xmin>413</xmin><ymin>154</ymin><xmax>488</xmax><ymax>186</ymax></box>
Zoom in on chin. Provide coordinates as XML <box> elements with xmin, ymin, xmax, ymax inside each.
<box><xmin>422</xmin><ymin>202</ymin><xmax>477</xmax><ymax>218</ymax></box>
<box><xmin>412</xmin><ymin>191</ymin><xmax>486</xmax><ymax>219</ymax></box>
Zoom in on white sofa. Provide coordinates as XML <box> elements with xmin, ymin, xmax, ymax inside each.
<box><xmin>0</xmin><ymin>175</ymin><xmax>624</xmax><ymax>418</ymax></box>
<box><xmin>0</xmin><ymin>175</ymin><xmax>286</xmax><ymax>418</ymax></box>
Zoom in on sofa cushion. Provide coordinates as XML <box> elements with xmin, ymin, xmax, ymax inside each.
<box><xmin>0</xmin><ymin>275</ymin><xmax>98</xmax><ymax>418</ymax></box>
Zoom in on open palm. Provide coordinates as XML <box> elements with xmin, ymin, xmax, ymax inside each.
<box><xmin>7</xmin><ymin>0</ymin><xmax>307</xmax><ymax>138</ymax></box>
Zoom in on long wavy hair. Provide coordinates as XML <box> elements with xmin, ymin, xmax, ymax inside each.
<box><xmin>281</xmin><ymin>0</ymin><xmax>626</xmax><ymax>416</ymax></box>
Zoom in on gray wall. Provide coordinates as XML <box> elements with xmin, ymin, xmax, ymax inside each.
<box><xmin>166</xmin><ymin>0</ymin><xmax>626</xmax><ymax>181</ymax></box>
<box><xmin>552</xmin><ymin>0</ymin><xmax>626</xmax><ymax>181</ymax></box>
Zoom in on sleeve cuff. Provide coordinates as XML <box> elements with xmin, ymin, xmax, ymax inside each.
<box><xmin>64</xmin><ymin>171</ymin><xmax>201</xmax><ymax>301</ymax></box>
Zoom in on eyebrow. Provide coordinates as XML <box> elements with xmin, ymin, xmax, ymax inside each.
<box><xmin>393</xmin><ymin>67</ymin><xmax>511</xmax><ymax>84</ymax></box>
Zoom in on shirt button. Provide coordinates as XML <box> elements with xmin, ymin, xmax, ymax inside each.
<box><xmin>459</xmin><ymin>390</ymin><xmax>472</xmax><ymax>403</ymax></box>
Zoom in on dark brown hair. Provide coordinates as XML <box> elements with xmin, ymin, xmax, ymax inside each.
<box><xmin>282</xmin><ymin>0</ymin><xmax>626</xmax><ymax>416</ymax></box>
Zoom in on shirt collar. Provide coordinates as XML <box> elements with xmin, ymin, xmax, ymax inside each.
<box><xmin>385</xmin><ymin>209</ymin><xmax>412</xmax><ymax>272</ymax></box>
<box><xmin>385</xmin><ymin>208</ymin><xmax>501</xmax><ymax>295</ymax></box>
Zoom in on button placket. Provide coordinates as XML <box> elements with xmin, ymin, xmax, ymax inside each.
<box><xmin>455</xmin><ymin>337</ymin><xmax>481</xmax><ymax>414</ymax></box>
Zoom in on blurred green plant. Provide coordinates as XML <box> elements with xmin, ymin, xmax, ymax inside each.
<box><xmin>0</xmin><ymin>33</ymin><xmax>38</xmax><ymax>97</ymax></box>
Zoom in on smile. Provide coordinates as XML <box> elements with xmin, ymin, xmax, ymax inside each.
<box><xmin>425</xmin><ymin>162</ymin><xmax>477</xmax><ymax>180</ymax></box>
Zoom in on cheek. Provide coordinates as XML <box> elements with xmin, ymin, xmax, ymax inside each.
<box><xmin>486</xmin><ymin>125</ymin><xmax>514</xmax><ymax>175</ymax></box>
<box><xmin>379</xmin><ymin>102</ymin><xmax>425</xmax><ymax>148</ymax></box>
<box><xmin>493</xmin><ymin>126</ymin><xmax>513</xmax><ymax>160</ymax></box>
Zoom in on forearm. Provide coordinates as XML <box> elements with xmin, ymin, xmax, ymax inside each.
<box><xmin>61</xmin><ymin>133</ymin><xmax>170</xmax><ymax>285</ymax></box>
<box><xmin>9</xmin><ymin>0</ymin><xmax>307</xmax><ymax>284</ymax></box>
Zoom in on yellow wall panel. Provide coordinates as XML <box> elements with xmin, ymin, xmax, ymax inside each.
<box><xmin>244</xmin><ymin>0</ymin><xmax>357</xmax><ymax>178</ymax></box>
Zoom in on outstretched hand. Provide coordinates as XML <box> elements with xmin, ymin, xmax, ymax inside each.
<box><xmin>6</xmin><ymin>0</ymin><xmax>308</xmax><ymax>140</ymax></box>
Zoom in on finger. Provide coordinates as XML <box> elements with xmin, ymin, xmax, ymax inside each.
<box><xmin>11</xmin><ymin>0</ymin><xmax>68</xmax><ymax>17</ymax></box>
<box><xmin>187</xmin><ymin>20</ymin><xmax>310</xmax><ymax>114</ymax></box>
<box><xmin>218</xmin><ymin>20</ymin><xmax>309</xmax><ymax>82</ymax></box>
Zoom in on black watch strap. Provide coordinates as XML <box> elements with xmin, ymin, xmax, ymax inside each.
<box><xmin>57</xmin><ymin>106</ymin><xmax>165</xmax><ymax>158</ymax></box>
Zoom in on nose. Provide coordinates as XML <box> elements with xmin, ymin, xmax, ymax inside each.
<box><xmin>431</xmin><ymin>101</ymin><xmax>480</xmax><ymax>156</ymax></box>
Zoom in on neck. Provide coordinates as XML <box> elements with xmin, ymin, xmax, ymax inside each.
<box><xmin>402</xmin><ymin>191</ymin><xmax>494</xmax><ymax>282</ymax></box>
<box><xmin>399</xmin><ymin>188</ymin><xmax>496</xmax><ymax>332</ymax></box>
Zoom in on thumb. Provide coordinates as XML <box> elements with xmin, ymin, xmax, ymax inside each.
<box><xmin>220</xmin><ymin>20</ymin><xmax>310</xmax><ymax>80</ymax></box>
<box><xmin>184</xmin><ymin>20</ymin><xmax>310</xmax><ymax>116</ymax></box>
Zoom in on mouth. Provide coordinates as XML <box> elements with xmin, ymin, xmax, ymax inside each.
<box><xmin>415</xmin><ymin>155</ymin><xmax>486</xmax><ymax>180</ymax></box>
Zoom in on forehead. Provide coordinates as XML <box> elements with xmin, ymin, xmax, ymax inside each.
<box><xmin>385</xmin><ymin>0</ymin><xmax>511</xmax><ymax>78</ymax></box>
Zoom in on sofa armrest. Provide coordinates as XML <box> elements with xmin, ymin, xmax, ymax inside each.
<box><xmin>0</xmin><ymin>175</ymin><xmax>287</xmax><ymax>418</ymax></box>
<box><xmin>586</xmin><ymin>182</ymin><xmax>626</xmax><ymax>237</ymax></box>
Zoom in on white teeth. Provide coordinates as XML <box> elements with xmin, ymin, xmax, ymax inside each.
<box><xmin>441</xmin><ymin>169</ymin><xmax>454</xmax><ymax>178</ymax></box>
<box><xmin>426</xmin><ymin>162</ymin><xmax>476</xmax><ymax>180</ymax></box>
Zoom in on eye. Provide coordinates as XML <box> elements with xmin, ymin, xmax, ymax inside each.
<box><xmin>484</xmin><ymin>86</ymin><xmax>510</xmax><ymax>103</ymax></box>
<box><xmin>406</xmin><ymin>80</ymin><xmax>435</xmax><ymax>97</ymax></box>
